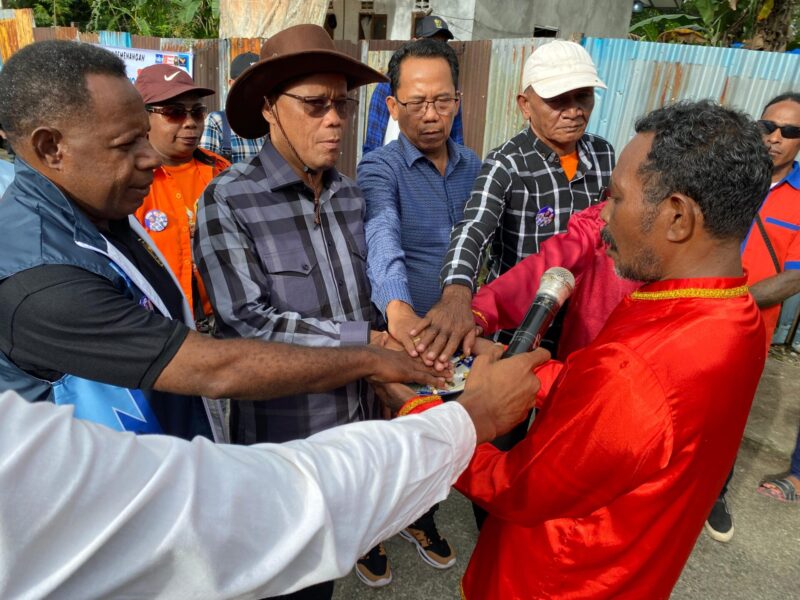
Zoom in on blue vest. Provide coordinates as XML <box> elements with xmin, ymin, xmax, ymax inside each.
<box><xmin>0</xmin><ymin>159</ymin><xmax>224</xmax><ymax>440</ymax></box>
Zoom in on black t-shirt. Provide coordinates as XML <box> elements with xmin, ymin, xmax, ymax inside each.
<box><xmin>0</xmin><ymin>220</ymin><xmax>211</xmax><ymax>439</ymax></box>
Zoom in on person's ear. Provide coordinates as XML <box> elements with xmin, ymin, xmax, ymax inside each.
<box><xmin>262</xmin><ymin>97</ymin><xmax>277</xmax><ymax>128</ymax></box>
<box><xmin>664</xmin><ymin>193</ymin><xmax>698</xmax><ymax>243</ymax></box>
<box><xmin>387</xmin><ymin>95</ymin><xmax>400</xmax><ymax>121</ymax></box>
<box><xmin>30</xmin><ymin>127</ymin><xmax>64</xmax><ymax>170</ymax></box>
<box><xmin>517</xmin><ymin>93</ymin><xmax>532</xmax><ymax>121</ymax></box>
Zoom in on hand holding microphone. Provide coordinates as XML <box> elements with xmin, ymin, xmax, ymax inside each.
<box><xmin>502</xmin><ymin>267</ymin><xmax>575</xmax><ymax>358</ymax></box>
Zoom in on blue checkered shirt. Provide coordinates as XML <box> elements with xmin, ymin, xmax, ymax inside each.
<box><xmin>441</xmin><ymin>127</ymin><xmax>615</xmax><ymax>289</ymax></box>
<box><xmin>363</xmin><ymin>81</ymin><xmax>464</xmax><ymax>155</ymax></box>
<box><xmin>193</xmin><ymin>140</ymin><xmax>377</xmax><ymax>443</ymax></box>
<box><xmin>359</xmin><ymin>134</ymin><xmax>481</xmax><ymax>317</ymax></box>
<box><xmin>200</xmin><ymin>111</ymin><xmax>266</xmax><ymax>164</ymax></box>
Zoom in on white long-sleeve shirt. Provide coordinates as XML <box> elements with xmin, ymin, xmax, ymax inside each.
<box><xmin>0</xmin><ymin>391</ymin><xmax>475</xmax><ymax>599</ymax></box>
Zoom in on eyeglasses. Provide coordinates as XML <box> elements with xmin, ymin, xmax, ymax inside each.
<box><xmin>394</xmin><ymin>94</ymin><xmax>461</xmax><ymax>116</ymax></box>
<box><xmin>279</xmin><ymin>93</ymin><xmax>358</xmax><ymax>119</ymax></box>
<box><xmin>758</xmin><ymin>120</ymin><xmax>800</xmax><ymax>139</ymax></box>
<box><xmin>146</xmin><ymin>105</ymin><xmax>208</xmax><ymax>122</ymax></box>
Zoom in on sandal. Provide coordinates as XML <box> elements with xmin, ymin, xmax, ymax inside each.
<box><xmin>756</xmin><ymin>477</ymin><xmax>800</xmax><ymax>503</ymax></box>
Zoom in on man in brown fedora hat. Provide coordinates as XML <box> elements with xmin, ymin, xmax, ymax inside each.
<box><xmin>193</xmin><ymin>24</ymin><xmax>390</xmax><ymax>600</ymax></box>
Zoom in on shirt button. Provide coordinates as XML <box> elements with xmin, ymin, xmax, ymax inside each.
<box><xmin>338</xmin><ymin>279</ymin><xmax>344</xmax><ymax>286</ymax></box>
<box><xmin>302</xmin><ymin>263</ymin><xmax>310</xmax><ymax>271</ymax></box>
<box><xmin>176</xmin><ymin>193</ymin><xmax>183</xmax><ymax>200</ymax></box>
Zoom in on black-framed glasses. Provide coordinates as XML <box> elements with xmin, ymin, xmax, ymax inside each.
<box><xmin>280</xmin><ymin>93</ymin><xmax>358</xmax><ymax>119</ymax></box>
<box><xmin>758</xmin><ymin>120</ymin><xmax>800</xmax><ymax>139</ymax></box>
<box><xmin>394</xmin><ymin>94</ymin><xmax>461</xmax><ymax>116</ymax></box>
<box><xmin>146</xmin><ymin>104</ymin><xmax>207</xmax><ymax>122</ymax></box>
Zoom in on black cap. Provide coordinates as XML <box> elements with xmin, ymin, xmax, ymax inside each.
<box><xmin>230</xmin><ymin>52</ymin><xmax>259</xmax><ymax>79</ymax></box>
<box><xmin>415</xmin><ymin>15</ymin><xmax>454</xmax><ymax>40</ymax></box>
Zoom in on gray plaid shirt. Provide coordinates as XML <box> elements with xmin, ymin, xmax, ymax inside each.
<box><xmin>441</xmin><ymin>127</ymin><xmax>615</xmax><ymax>288</ymax></box>
<box><xmin>194</xmin><ymin>140</ymin><xmax>376</xmax><ymax>443</ymax></box>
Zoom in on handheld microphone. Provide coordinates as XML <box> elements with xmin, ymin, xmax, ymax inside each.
<box><xmin>502</xmin><ymin>267</ymin><xmax>575</xmax><ymax>358</ymax></box>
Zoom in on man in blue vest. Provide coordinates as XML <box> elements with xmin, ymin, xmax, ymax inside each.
<box><xmin>0</xmin><ymin>40</ymin><xmax>442</xmax><ymax>443</ymax></box>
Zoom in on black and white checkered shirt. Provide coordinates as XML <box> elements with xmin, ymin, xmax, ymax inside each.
<box><xmin>440</xmin><ymin>127</ymin><xmax>615</xmax><ymax>288</ymax></box>
<box><xmin>194</xmin><ymin>140</ymin><xmax>376</xmax><ymax>443</ymax></box>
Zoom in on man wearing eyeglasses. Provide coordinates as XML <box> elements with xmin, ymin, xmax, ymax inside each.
<box><xmin>193</xmin><ymin>25</ymin><xmax>389</xmax><ymax>600</ymax></box>
<box><xmin>354</xmin><ymin>38</ymin><xmax>481</xmax><ymax>587</ymax></box>
<box><xmin>134</xmin><ymin>64</ymin><xmax>230</xmax><ymax>327</ymax></box>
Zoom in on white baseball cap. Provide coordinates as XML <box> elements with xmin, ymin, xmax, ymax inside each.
<box><xmin>522</xmin><ymin>40</ymin><xmax>606</xmax><ymax>99</ymax></box>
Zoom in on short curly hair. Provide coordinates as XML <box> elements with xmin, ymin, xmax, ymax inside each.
<box><xmin>634</xmin><ymin>100</ymin><xmax>772</xmax><ymax>241</ymax></box>
<box><xmin>0</xmin><ymin>40</ymin><xmax>127</xmax><ymax>145</ymax></box>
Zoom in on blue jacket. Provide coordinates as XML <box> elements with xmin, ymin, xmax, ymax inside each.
<box><xmin>0</xmin><ymin>160</ymin><xmax>224</xmax><ymax>440</ymax></box>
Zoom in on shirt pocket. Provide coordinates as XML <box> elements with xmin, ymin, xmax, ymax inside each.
<box><xmin>259</xmin><ymin>248</ymin><xmax>321</xmax><ymax>316</ymax></box>
<box><xmin>344</xmin><ymin>234</ymin><xmax>372</xmax><ymax>301</ymax></box>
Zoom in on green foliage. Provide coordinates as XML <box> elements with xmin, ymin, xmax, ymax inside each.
<box><xmin>6</xmin><ymin>0</ymin><xmax>220</xmax><ymax>39</ymax></box>
<box><xmin>629</xmin><ymin>0</ymin><xmax>799</xmax><ymax>48</ymax></box>
<box><xmin>629</xmin><ymin>11</ymin><xmax>702</xmax><ymax>41</ymax></box>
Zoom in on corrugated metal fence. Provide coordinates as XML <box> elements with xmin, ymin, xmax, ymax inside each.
<box><xmin>0</xmin><ymin>17</ymin><xmax>797</xmax><ymax>176</ymax></box>
<box><xmin>584</xmin><ymin>37</ymin><xmax>800</xmax><ymax>154</ymax></box>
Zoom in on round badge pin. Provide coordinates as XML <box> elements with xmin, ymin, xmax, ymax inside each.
<box><xmin>535</xmin><ymin>206</ymin><xmax>555</xmax><ymax>227</ymax></box>
<box><xmin>144</xmin><ymin>209</ymin><xmax>169</xmax><ymax>232</ymax></box>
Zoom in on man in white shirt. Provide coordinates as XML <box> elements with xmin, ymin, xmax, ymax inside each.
<box><xmin>0</xmin><ymin>345</ymin><xmax>545</xmax><ymax>599</ymax></box>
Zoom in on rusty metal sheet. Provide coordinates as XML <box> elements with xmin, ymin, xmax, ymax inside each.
<box><xmin>219</xmin><ymin>0</ymin><xmax>327</xmax><ymax>39</ymax></box>
<box><xmin>229</xmin><ymin>38</ymin><xmax>263</xmax><ymax>57</ymax></box>
<box><xmin>483</xmin><ymin>37</ymin><xmax>551</xmax><ymax>157</ymax></box>
<box><xmin>130</xmin><ymin>35</ymin><xmax>161</xmax><ymax>50</ymax></box>
<box><xmin>0</xmin><ymin>20</ymin><xmax>19</xmax><ymax>64</ymax></box>
<box><xmin>159</xmin><ymin>38</ymin><xmax>193</xmax><ymax>52</ymax></box>
<box><xmin>12</xmin><ymin>8</ymin><xmax>34</xmax><ymax>48</ymax></box>
<box><xmin>192</xmin><ymin>38</ymin><xmax>224</xmax><ymax>112</ymax></box>
<box><xmin>455</xmin><ymin>39</ymin><xmax>492</xmax><ymax>158</ymax></box>
<box><xmin>0</xmin><ymin>10</ymin><xmax>34</xmax><ymax>64</ymax></box>
<box><xmin>33</xmin><ymin>26</ymin><xmax>78</xmax><ymax>42</ymax></box>
<box><xmin>79</xmin><ymin>32</ymin><xmax>100</xmax><ymax>44</ymax></box>
<box><xmin>583</xmin><ymin>37</ymin><xmax>800</xmax><ymax>155</ymax></box>
<box><xmin>332</xmin><ymin>39</ymin><xmax>360</xmax><ymax>178</ymax></box>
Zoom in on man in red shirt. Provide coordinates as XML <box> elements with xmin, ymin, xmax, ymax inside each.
<box><xmin>741</xmin><ymin>92</ymin><xmax>800</xmax><ymax>345</ymax></box>
<box><xmin>388</xmin><ymin>100</ymin><xmax>772</xmax><ymax>599</ymax></box>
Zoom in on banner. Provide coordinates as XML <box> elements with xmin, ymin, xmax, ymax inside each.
<box><xmin>101</xmin><ymin>45</ymin><xmax>194</xmax><ymax>83</ymax></box>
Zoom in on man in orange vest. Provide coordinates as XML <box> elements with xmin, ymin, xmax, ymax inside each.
<box><xmin>134</xmin><ymin>65</ymin><xmax>230</xmax><ymax>327</ymax></box>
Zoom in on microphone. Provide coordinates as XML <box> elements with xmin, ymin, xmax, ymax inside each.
<box><xmin>502</xmin><ymin>267</ymin><xmax>575</xmax><ymax>358</ymax></box>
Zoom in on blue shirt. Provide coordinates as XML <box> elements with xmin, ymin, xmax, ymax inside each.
<box><xmin>359</xmin><ymin>134</ymin><xmax>481</xmax><ymax>316</ymax></box>
<box><xmin>362</xmin><ymin>82</ymin><xmax>464</xmax><ymax>155</ymax></box>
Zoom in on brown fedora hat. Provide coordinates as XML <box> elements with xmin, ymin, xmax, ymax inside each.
<box><xmin>227</xmin><ymin>24</ymin><xmax>388</xmax><ymax>139</ymax></box>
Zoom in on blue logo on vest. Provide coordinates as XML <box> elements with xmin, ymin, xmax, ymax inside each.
<box><xmin>52</xmin><ymin>376</ymin><xmax>163</xmax><ymax>434</ymax></box>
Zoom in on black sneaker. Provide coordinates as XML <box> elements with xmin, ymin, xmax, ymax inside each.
<box><xmin>704</xmin><ymin>495</ymin><xmax>734</xmax><ymax>543</ymax></box>
<box><xmin>354</xmin><ymin>544</ymin><xmax>392</xmax><ymax>587</ymax></box>
<box><xmin>399</xmin><ymin>514</ymin><xmax>456</xmax><ymax>569</ymax></box>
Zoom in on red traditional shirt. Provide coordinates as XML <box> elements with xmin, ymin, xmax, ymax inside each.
<box><xmin>471</xmin><ymin>203</ymin><xmax>640</xmax><ymax>359</ymax></box>
<box><xmin>456</xmin><ymin>276</ymin><xmax>765</xmax><ymax>599</ymax></box>
<box><xmin>741</xmin><ymin>161</ymin><xmax>800</xmax><ymax>345</ymax></box>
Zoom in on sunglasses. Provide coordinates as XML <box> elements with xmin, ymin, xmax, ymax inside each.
<box><xmin>758</xmin><ymin>120</ymin><xmax>800</xmax><ymax>139</ymax></box>
<box><xmin>279</xmin><ymin>93</ymin><xmax>358</xmax><ymax>119</ymax></box>
<box><xmin>146</xmin><ymin>104</ymin><xmax>208</xmax><ymax>122</ymax></box>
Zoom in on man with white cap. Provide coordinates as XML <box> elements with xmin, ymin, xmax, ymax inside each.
<box><xmin>411</xmin><ymin>40</ymin><xmax>615</xmax><ymax>370</ymax></box>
